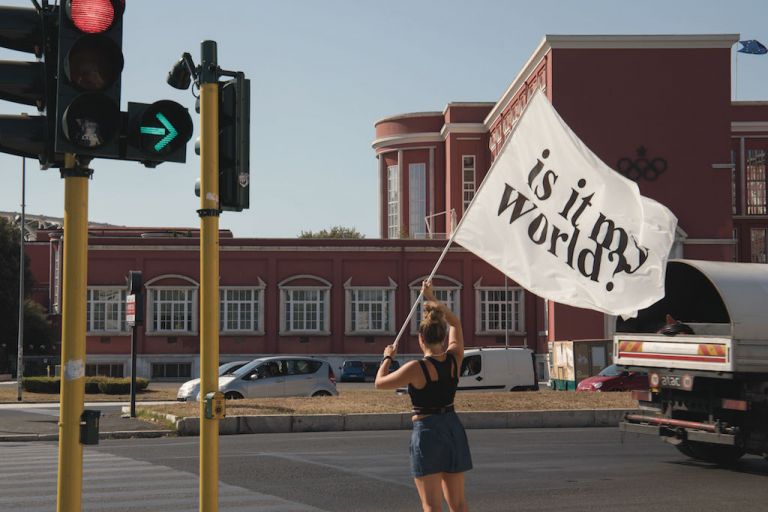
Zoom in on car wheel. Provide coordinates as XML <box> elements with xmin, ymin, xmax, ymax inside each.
<box><xmin>677</xmin><ymin>440</ymin><xmax>744</xmax><ymax>465</ymax></box>
<box><xmin>224</xmin><ymin>391</ymin><xmax>243</xmax><ymax>400</ymax></box>
<box><xmin>312</xmin><ymin>390</ymin><xmax>332</xmax><ymax>397</ymax></box>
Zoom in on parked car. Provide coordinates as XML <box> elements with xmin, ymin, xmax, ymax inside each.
<box><xmin>219</xmin><ymin>356</ymin><xmax>338</xmax><ymax>399</ymax></box>
<box><xmin>340</xmin><ymin>360</ymin><xmax>366</xmax><ymax>382</ymax></box>
<box><xmin>576</xmin><ymin>364</ymin><xmax>648</xmax><ymax>392</ymax></box>
<box><xmin>458</xmin><ymin>347</ymin><xmax>538</xmax><ymax>392</ymax></box>
<box><xmin>342</xmin><ymin>359</ymin><xmax>400</xmax><ymax>382</ymax></box>
<box><xmin>177</xmin><ymin>360</ymin><xmax>250</xmax><ymax>401</ymax></box>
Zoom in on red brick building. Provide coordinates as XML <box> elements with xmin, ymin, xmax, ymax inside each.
<box><xmin>22</xmin><ymin>34</ymin><xmax>768</xmax><ymax>380</ymax></box>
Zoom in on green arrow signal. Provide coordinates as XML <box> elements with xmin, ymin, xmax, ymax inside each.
<box><xmin>140</xmin><ymin>112</ymin><xmax>179</xmax><ymax>152</ymax></box>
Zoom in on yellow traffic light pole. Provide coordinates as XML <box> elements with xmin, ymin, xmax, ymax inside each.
<box><xmin>198</xmin><ymin>40</ymin><xmax>221</xmax><ymax>512</ymax></box>
<box><xmin>56</xmin><ymin>153</ymin><xmax>90</xmax><ymax>512</ymax></box>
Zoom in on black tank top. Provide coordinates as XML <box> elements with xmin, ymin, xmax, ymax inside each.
<box><xmin>408</xmin><ymin>354</ymin><xmax>458</xmax><ymax>412</ymax></box>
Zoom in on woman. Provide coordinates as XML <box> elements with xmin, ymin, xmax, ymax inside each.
<box><xmin>375</xmin><ymin>280</ymin><xmax>472</xmax><ymax>512</ymax></box>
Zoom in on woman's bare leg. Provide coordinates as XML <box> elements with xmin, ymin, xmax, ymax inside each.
<box><xmin>414</xmin><ymin>473</ymin><xmax>444</xmax><ymax>512</ymax></box>
<box><xmin>441</xmin><ymin>472</ymin><xmax>468</xmax><ymax>512</ymax></box>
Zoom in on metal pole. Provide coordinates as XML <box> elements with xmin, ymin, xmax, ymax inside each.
<box><xmin>56</xmin><ymin>154</ymin><xmax>89</xmax><ymax>512</ymax></box>
<box><xmin>129</xmin><ymin>323</ymin><xmax>137</xmax><ymax>418</ymax></box>
<box><xmin>504</xmin><ymin>275</ymin><xmax>509</xmax><ymax>349</ymax></box>
<box><xmin>16</xmin><ymin>157</ymin><xmax>26</xmax><ymax>401</ymax></box>
<box><xmin>198</xmin><ymin>39</ymin><xmax>220</xmax><ymax>512</ymax></box>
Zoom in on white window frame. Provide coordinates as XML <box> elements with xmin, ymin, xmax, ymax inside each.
<box><xmin>279</xmin><ymin>275</ymin><xmax>331</xmax><ymax>335</ymax></box>
<box><xmin>462</xmin><ymin>155</ymin><xmax>476</xmax><ymax>212</ymax></box>
<box><xmin>86</xmin><ymin>287</ymin><xmax>127</xmax><ymax>334</ymax></box>
<box><xmin>387</xmin><ymin>164</ymin><xmax>400</xmax><ymax>238</ymax></box>
<box><xmin>344</xmin><ymin>278</ymin><xmax>397</xmax><ymax>335</ymax></box>
<box><xmin>145</xmin><ymin>275</ymin><xmax>199</xmax><ymax>335</ymax></box>
<box><xmin>409</xmin><ymin>163</ymin><xmax>426</xmax><ymax>239</ymax></box>
<box><xmin>475</xmin><ymin>280</ymin><xmax>524</xmax><ymax>335</ymax></box>
<box><xmin>409</xmin><ymin>276</ymin><xmax>462</xmax><ymax>334</ymax></box>
<box><xmin>220</xmin><ymin>280</ymin><xmax>265</xmax><ymax>335</ymax></box>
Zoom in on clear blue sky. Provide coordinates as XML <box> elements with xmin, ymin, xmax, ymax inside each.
<box><xmin>1</xmin><ymin>0</ymin><xmax>766</xmax><ymax>238</ymax></box>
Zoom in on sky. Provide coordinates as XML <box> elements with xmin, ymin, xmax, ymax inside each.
<box><xmin>1</xmin><ymin>0</ymin><xmax>767</xmax><ymax>238</ymax></box>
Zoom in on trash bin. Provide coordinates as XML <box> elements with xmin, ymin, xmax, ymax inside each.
<box><xmin>80</xmin><ymin>410</ymin><xmax>101</xmax><ymax>445</ymax></box>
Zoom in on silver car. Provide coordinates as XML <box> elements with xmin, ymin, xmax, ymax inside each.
<box><xmin>219</xmin><ymin>356</ymin><xmax>338</xmax><ymax>399</ymax></box>
<box><xmin>177</xmin><ymin>360</ymin><xmax>250</xmax><ymax>401</ymax></box>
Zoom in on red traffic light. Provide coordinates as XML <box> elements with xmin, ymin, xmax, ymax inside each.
<box><xmin>67</xmin><ymin>0</ymin><xmax>124</xmax><ymax>34</ymax></box>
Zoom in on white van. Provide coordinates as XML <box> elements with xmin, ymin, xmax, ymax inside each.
<box><xmin>458</xmin><ymin>347</ymin><xmax>538</xmax><ymax>392</ymax></box>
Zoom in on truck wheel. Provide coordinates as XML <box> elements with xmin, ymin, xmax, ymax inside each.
<box><xmin>677</xmin><ymin>441</ymin><xmax>744</xmax><ymax>465</ymax></box>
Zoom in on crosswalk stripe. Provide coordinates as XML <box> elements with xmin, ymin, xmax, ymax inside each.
<box><xmin>0</xmin><ymin>442</ymin><xmax>327</xmax><ymax>511</ymax></box>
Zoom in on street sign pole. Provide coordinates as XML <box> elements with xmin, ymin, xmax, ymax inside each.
<box><xmin>126</xmin><ymin>293</ymin><xmax>137</xmax><ymax>417</ymax></box>
<box><xmin>16</xmin><ymin>157</ymin><xmax>25</xmax><ymax>402</ymax></box>
<box><xmin>198</xmin><ymin>40</ymin><xmax>221</xmax><ymax>512</ymax></box>
<box><xmin>56</xmin><ymin>153</ymin><xmax>91</xmax><ymax>512</ymax></box>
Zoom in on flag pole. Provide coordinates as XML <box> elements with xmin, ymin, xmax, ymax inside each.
<box><xmin>391</xmin><ymin>88</ymin><xmax>546</xmax><ymax>352</ymax></box>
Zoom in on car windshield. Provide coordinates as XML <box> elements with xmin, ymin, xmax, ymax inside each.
<box><xmin>343</xmin><ymin>361</ymin><xmax>363</xmax><ymax>368</ymax></box>
<box><xmin>219</xmin><ymin>362</ymin><xmax>246</xmax><ymax>376</ymax></box>
<box><xmin>231</xmin><ymin>358</ymin><xmax>268</xmax><ymax>378</ymax></box>
<box><xmin>598</xmin><ymin>365</ymin><xmax>622</xmax><ymax>377</ymax></box>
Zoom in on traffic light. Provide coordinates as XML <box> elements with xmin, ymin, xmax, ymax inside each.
<box><xmin>219</xmin><ymin>72</ymin><xmax>250</xmax><ymax>211</ymax></box>
<box><xmin>0</xmin><ymin>4</ymin><xmax>59</xmax><ymax>166</ymax></box>
<box><xmin>54</xmin><ymin>0</ymin><xmax>124</xmax><ymax>157</ymax></box>
<box><xmin>124</xmin><ymin>100</ymin><xmax>193</xmax><ymax>165</ymax></box>
<box><xmin>193</xmin><ymin>72</ymin><xmax>250</xmax><ymax>211</ymax></box>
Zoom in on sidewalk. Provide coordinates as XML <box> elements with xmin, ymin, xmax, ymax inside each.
<box><xmin>0</xmin><ymin>405</ymin><xmax>173</xmax><ymax>442</ymax></box>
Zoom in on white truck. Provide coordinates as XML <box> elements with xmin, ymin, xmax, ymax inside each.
<box><xmin>616</xmin><ymin>259</ymin><xmax>768</xmax><ymax>464</ymax></box>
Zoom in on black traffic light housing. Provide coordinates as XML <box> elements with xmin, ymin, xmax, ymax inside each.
<box><xmin>0</xmin><ymin>4</ymin><xmax>60</xmax><ymax>166</ymax></box>
<box><xmin>54</xmin><ymin>0</ymin><xmax>124</xmax><ymax>158</ymax></box>
<box><xmin>219</xmin><ymin>73</ymin><xmax>250</xmax><ymax>212</ymax></box>
<box><xmin>123</xmin><ymin>100</ymin><xmax>193</xmax><ymax>166</ymax></box>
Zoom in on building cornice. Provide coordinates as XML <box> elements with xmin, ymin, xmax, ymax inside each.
<box><xmin>731</xmin><ymin>121</ymin><xmax>768</xmax><ymax>133</ymax></box>
<box><xmin>545</xmin><ymin>34</ymin><xmax>739</xmax><ymax>49</ymax></box>
<box><xmin>373</xmin><ymin>111</ymin><xmax>442</xmax><ymax>126</ymax></box>
<box><xmin>439</xmin><ymin>122</ymin><xmax>487</xmax><ymax>138</ymax></box>
<box><xmin>372</xmin><ymin>132</ymin><xmax>443</xmax><ymax>151</ymax></box>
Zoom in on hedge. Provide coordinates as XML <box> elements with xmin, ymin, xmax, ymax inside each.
<box><xmin>22</xmin><ymin>377</ymin><xmax>150</xmax><ymax>394</ymax></box>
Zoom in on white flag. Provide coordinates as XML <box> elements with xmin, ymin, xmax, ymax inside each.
<box><xmin>453</xmin><ymin>90</ymin><xmax>677</xmax><ymax>318</ymax></box>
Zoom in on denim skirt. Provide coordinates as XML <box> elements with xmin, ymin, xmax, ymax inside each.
<box><xmin>410</xmin><ymin>411</ymin><xmax>473</xmax><ymax>477</ymax></box>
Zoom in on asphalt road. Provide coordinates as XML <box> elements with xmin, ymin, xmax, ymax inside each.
<box><xmin>2</xmin><ymin>428</ymin><xmax>767</xmax><ymax>511</ymax></box>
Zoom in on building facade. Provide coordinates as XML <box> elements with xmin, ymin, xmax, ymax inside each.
<box><xmin>20</xmin><ymin>34</ymin><xmax>768</xmax><ymax>379</ymax></box>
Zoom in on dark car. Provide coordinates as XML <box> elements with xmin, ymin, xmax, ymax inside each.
<box><xmin>340</xmin><ymin>360</ymin><xmax>366</xmax><ymax>382</ymax></box>
<box><xmin>577</xmin><ymin>364</ymin><xmax>648</xmax><ymax>392</ymax></box>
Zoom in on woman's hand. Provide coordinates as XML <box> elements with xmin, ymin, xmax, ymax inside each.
<box><xmin>421</xmin><ymin>280</ymin><xmax>436</xmax><ymax>301</ymax></box>
<box><xmin>383</xmin><ymin>344</ymin><xmax>396</xmax><ymax>358</ymax></box>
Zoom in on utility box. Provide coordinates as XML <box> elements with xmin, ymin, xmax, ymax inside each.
<box><xmin>203</xmin><ymin>391</ymin><xmax>226</xmax><ymax>420</ymax></box>
<box><xmin>548</xmin><ymin>339</ymin><xmax>612</xmax><ymax>390</ymax></box>
<box><xmin>80</xmin><ymin>410</ymin><xmax>101</xmax><ymax>445</ymax></box>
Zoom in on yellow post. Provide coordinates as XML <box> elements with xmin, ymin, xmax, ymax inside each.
<box><xmin>199</xmin><ymin>40</ymin><xmax>220</xmax><ymax>512</ymax></box>
<box><xmin>56</xmin><ymin>153</ymin><xmax>89</xmax><ymax>512</ymax></box>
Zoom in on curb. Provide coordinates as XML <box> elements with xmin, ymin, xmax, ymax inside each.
<box><xmin>0</xmin><ymin>429</ymin><xmax>174</xmax><ymax>443</ymax></box>
<box><xmin>175</xmin><ymin>409</ymin><xmax>638</xmax><ymax>436</ymax></box>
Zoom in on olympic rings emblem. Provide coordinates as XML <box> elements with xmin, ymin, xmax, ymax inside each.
<box><xmin>616</xmin><ymin>146</ymin><xmax>667</xmax><ymax>181</ymax></box>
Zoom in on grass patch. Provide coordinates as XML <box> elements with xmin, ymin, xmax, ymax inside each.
<box><xmin>0</xmin><ymin>384</ymin><xmax>178</xmax><ymax>403</ymax></box>
<box><xmin>141</xmin><ymin>389</ymin><xmax>636</xmax><ymax>419</ymax></box>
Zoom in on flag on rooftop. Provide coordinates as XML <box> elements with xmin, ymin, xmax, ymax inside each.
<box><xmin>452</xmin><ymin>90</ymin><xmax>677</xmax><ymax>318</ymax></box>
<box><xmin>738</xmin><ymin>40</ymin><xmax>767</xmax><ymax>55</ymax></box>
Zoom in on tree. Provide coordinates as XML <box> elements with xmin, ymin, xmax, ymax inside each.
<box><xmin>0</xmin><ymin>217</ymin><xmax>36</xmax><ymax>372</ymax></box>
<box><xmin>298</xmin><ymin>226</ymin><xmax>365</xmax><ymax>239</ymax></box>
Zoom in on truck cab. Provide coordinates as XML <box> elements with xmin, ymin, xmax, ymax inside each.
<box><xmin>616</xmin><ymin>259</ymin><xmax>768</xmax><ymax>464</ymax></box>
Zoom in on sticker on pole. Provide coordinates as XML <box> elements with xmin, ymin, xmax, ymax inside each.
<box><xmin>126</xmin><ymin>294</ymin><xmax>136</xmax><ymax>326</ymax></box>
